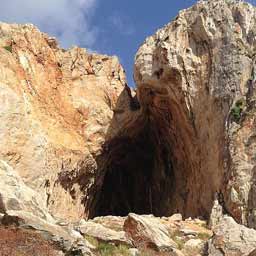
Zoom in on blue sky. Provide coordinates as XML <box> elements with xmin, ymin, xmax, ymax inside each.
<box><xmin>92</xmin><ymin>0</ymin><xmax>196</xmax><ymax>86</ymax></box>
<box><xmin>0</xmin><ymin>0</ymin><xmax>255</xmax><ymax>86</ymax></box>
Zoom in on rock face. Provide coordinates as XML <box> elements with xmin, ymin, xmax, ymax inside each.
<box><xmin>133</xmin><ymin>0</ymin><xmax>256</xmax><ymax>226</ymax></box>
<box><xmin>0</xmin><ymin>22</ymin><xmax>131</xmax><ymax>222</ymax></box>
<box><xmin>1</xmin><ymin>0</ymin><xmax>256</xmax><ymax>255</ymax></box>
<box><xmin>90</xmin><ymin>0</ymin><xmax>256</xmax><ymax>227</ymax></box>
<box><xmin>0</xmin><ymin>160</ymin><xmax>53</xmax><ymax>221</ymax></box>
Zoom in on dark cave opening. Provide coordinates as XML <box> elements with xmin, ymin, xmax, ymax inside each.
<box><xmin>90</xmin><ymin>71</ymin><xmax>223</xmax><ymax>220</ymax></box>
<box><xmin>94</xmin><ymin>117</ymin><xmax>175</xmax><ymax>217</ymax></box>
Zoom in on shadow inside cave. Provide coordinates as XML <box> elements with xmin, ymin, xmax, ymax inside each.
<box><xmin>94</xmin><ymin>117</ymin><xmax>175</xmax><ymax>217</ymax></box>
<box><xmin>88</xmin><ymin>65</ymin><xmax>225</xmax><ymax>220</ymax></box>
<box><xmin>89</xmin><ymin>85</ymin><xmax>177</xmax><ymax>218</ymax></box>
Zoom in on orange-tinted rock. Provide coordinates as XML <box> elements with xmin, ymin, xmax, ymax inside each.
<box><xmin>0</xmin><ymin>22</ymin><xmax>130</xmax><ymax>221</ymax></box>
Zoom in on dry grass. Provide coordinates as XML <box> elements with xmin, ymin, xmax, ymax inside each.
<box><xmin>96</xmin><ymin>242</ymin><xmax>130</xmax><ymax>256</ymax></box>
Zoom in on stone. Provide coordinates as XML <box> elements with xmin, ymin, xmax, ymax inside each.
<box><xmin>0</xmin><ymin>161</ymin><xmax>94</xmax><ymax>254</ymax></box>
<box><xmin>0</xmin><ymin>0</ymin><xmax>256</xmax><ymax>255</ymax></box>
<box><xmin>208</xmin><ymin>199</ymin><xmax>224</xmax><ymax>229</ymax></box>
<box><xmin>77</xmin><ymin>221</ymin><xmax>132</xmax><ymax>246</ymax></box>
<box><xmin>133</xmin><ymin>0</ymin><xmax>256</xmax><ymax>227</ymax></box>
<box><xmin>129</xmin><ymin>248</ymin><xmax>139</xmax><ymax>256</ymax></box>
<box><xmin>0</xmin><ymin>160</ymin><xmax>54</xmax><ymax>222</ymax></box>
<box><xmin>2</xmin><ymin>210</ymin><xmax>94</xmax><ymax>255</ymax></box>
<box><xmin>208</xmin><ymin>216</ymin><xmax>256</xmax><ymax>256</ymax></box>
<box><xmin>90</xmin><ymin>215</ymin><xmax>126</xmax><ymax>231</ymax></box>
<box><xmin>1</xmin><ymin>0</ymin><xmax>255</xmax><ymax>230</ymax></box>
<box><xmin>124</xmin><ymin>213</ymin><xmax>177</xmax><ymax>253</ymax></box>
<box><xmin>168</xmin><ymin>214</ymin><xmax>183</xmax><ymax>222</ymax></box>
<box><xmin>0</xmin><ymin>22</ymin><xmax>131</xmax><ymax>222</ymax></box>
<box><xmin>183</xmin><ymin>239</ymin><xmax>206</xmax><ymax>255</ymax></box>
<box><xmin>180</xmin><ymin>229</ymin><xmax>199</xmax><ymax>236</ymax></box>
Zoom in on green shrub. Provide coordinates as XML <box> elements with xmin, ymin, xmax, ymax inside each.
<box><xmin>97</xmin><ymin>242</ymin><xmax>130</xmax><ymax>256</ymax></box>
<box><xmin>98</xmin><ymin>242</ymin><xmax>116</xmax><ymax>255</ymax></box>
<box><xmin>231</xmin><ymin>99</ymin><xmax>244</xmax><ymax>122</ymax></box>
<box><xmin>3</xmin><ymin>45</ymin><xmax>12</xmax><ymax>53</ymax></box>
<box><xmin>115</xmin><ymin>244</ymin><xmax>131</xmax><ymax>255</ymax></box>
<box><xmin>197</xmin><ymin>232</ymin><xmax>211</xmax><ymax>240</ymax></box>
<box><xmin>171</xmin><ymin>230</ymin><xmax>185</xmax><ymax>250</ymax></box>
<box><xmin>84</xmin><ymin>235</ymin><xmax>98</xmax><ymax>247</ymax></box>
<box><xmin>172</xmin><ymin>237</ymin><xmax>185</xmax><ymax>250</ymax></box>
<box><xmin>198</xmin><ymin>222</ymin><xmax>207</xmax><ymax>228</ymax></box>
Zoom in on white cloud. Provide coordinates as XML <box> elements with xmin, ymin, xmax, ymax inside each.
<box><xmin>0</xmin><ymin>0</ymin><xmax>98</xmax><ymax>48</ymax></box>
<box><xmin>109</xmin><ymin>13</ymin><xmax>135</xmax><ymax>36</ymax></box>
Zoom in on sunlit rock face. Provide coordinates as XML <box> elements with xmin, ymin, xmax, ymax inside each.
<box><xmin>0</xmin><ymin>22</ymin><xmax>132</xmax><ymax>221</ymax></box>
<box><xmin>131</xmin><ymin>0</ymin><xmax>256</xmax><ymax>226</ymax></box>
<box><xmin>2</xmin><ymin>1</ymin><xmax>256</xmax><ymax>255</ymax></box>
<box><xmin>1</xmin><ymin>0</ymin><xmax>256</xmax><ymax>233</ymax></box>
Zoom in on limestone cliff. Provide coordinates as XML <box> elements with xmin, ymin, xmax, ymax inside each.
<box><xmin>1</xmin><ymin>0</ymin><xmax>256</xmax><ymax>255</ymax></box>
<box><xmin>0</xmin><ymin>22</ymin><xmax>131</xmax><ymax>222</ymax></box>
<box><xmin>133</xmin><ymin>0</ymin><xmax>256</xmax><ymax>227</ymax></box>
<box><xmin>95</xmin><ymin>0</ymin><xmax>256</xmax><ymax>230</ymax></box>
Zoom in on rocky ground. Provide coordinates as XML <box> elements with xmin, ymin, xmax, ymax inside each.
<box><xmin>1</xmin><ymin>210</ymin><xmax>256</xmax><ymax>256</ymax></box>
<box><xmin>0</xmin><ymin>212</ymin><xmax>213</xmax><ymax>256</ymax></box>
<box><xmin>0</xmin><ymin>227</ymin><xmax>61</xmax><ymax>256</ymax></box>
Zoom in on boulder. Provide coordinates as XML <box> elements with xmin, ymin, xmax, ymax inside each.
<box><xmin>77</xmin><ymin>221</ymin><xmax>132</xmax><ymax>246</ymax></box>
<box><xmin>208</xmin><ymin>216</ymin><xmax>256</xmax><ymax>256</ymax></box>
<box><xmin>208</xmin><ymin>199</ymin><xmax>224</xmax><ymax>229</ymax></box>
<box><xmin>124</xmin><ymin>213</ymin><xmax>177</xmax><ymax>253</ymax></box>
<box><xmin>0</xmin><ymin>160</ymin><xmax>54</xmax><ymax>222</ymax></box>
<box><xmin>183</xmin><ymin>239</ymin><xmax>206</xmax><ymax>255</ymax></box>
<box><xmin>90</xmin><ymin>215</ymin><xmax>126</xmax><ymax>231</ymax></box>
<box><xmin>168</xmin><ymin>214</ymin><xmax>183</xmax><ymax>222</ymax></box>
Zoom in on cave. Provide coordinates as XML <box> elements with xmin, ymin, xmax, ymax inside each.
<box><xmin>91</xmin><ymin>81</ymin><xmax>191</xmax><ymax>218</ymax></box>
<box><xmin>94</xmin><ymin>114</ymin><xmax>176</xmax><ymax>217</ymax></box>
<box><xmin>91</xmin><ymin>73</ymin><xmax>225</xmax><ymax>219</ymax></box>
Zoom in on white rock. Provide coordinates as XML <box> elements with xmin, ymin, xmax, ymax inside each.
<box><xmin>129</xmin><ymin>248</ymin><xmax>139</xmax><ymax>256</ymax></box>
<box><xmin>124</xmin><ymin>213</ymin><xmax>177</xmax><ymax>252</ymax></box>
<box><xmin>169</xmin><ymin>214</ymin><xmax>183</xmax><ymax>222</ymax></box>
<box><xmin>184</xmin><ymin>239</ymin><xmax>204</xmax><ymax>250</ymax></box>
<box><xmin>78</xmin><ymin>221</ymin><xmax>132</xmax><ymax>246</ymax></box>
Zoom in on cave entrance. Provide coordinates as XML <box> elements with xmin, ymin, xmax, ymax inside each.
<box><xmin>90</xmin><ymin>74</ymin><xmax>224</xmax><ymax>220</ymax></box>
<box><xmin>94</xmin><ymin>116</ymin><xmax>175</xmax><ymax>217</ymax></box>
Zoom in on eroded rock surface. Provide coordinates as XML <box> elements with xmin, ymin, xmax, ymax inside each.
<box><xmin>134</xmin><ymin>0</ymin><xmax>256</xmax><ymax>226</ymax></box>
<box><xmin>0</xmin><ymin>22</ymin><xmax>131</xmax><ymax>222</ymax></box>
<box><xmin>208</xmin><ymin>216</ymin><xmax>256</xmax><ymax>256</ymax></box>
<box><xmin>1</xmin><ymin>0</ymin><xmax>256</xmax><ymax>255</ymax></box>
<box><xmin>124</xmin><ymin>213</ymin><xmax>178</xmax><ymax>252</ymax></box>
